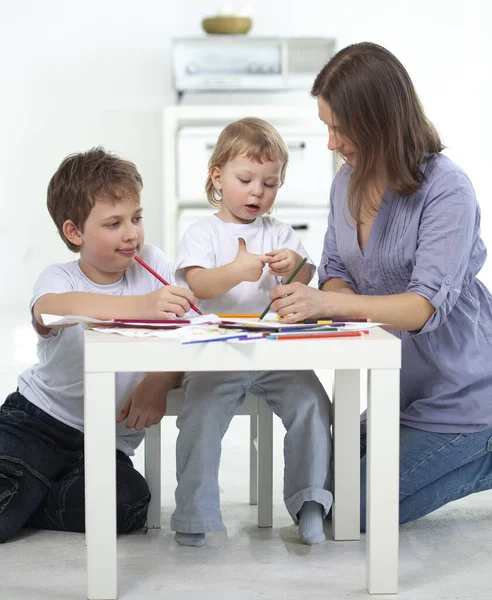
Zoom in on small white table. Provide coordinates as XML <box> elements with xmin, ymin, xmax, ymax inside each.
<box><xmin>84</xmin><ymin>327</ymin><xmax>401</xmax><ymax>599</ymax></box>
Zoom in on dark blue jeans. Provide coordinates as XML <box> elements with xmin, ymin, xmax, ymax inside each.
<box><xmin>360</xmin><ymin>424</ymin><xmax>492</xmax><ymax>531</ymax></box>
<box><xmin>0</xmin><ymin>391</ymin><xmax>150</xmax><ymax>543</ymax></box>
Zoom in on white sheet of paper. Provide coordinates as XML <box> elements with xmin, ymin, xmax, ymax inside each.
<box><xmin>41</xmin><ymin>313</ymin><xmax>222</xmax><ymax>327</ymax></box>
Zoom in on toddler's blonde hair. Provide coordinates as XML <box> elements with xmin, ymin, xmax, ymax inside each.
<box><xmin>205</xmin><ymin>117</ymin><xmax>288</xmax><ymax>207</ymax></box>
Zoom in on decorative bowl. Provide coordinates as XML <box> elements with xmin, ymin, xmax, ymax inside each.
<box><xmin>202</xmin><ymin>16</ymin><xmax>252</xmax><ymax>35</ymax></box>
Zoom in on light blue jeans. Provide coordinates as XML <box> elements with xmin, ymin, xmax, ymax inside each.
<box><xmin>360</xmin><ymin>424</ymin><xmax>492</xmax><ymax>531</ymax></box>
<box><xmin>171</xmin><ymin>370</ymin><xmax>333</xmax><ymax>534</ymax></box>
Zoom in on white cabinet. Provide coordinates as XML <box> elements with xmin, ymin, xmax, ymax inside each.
<box><xmin>176</xmin><ymin>126</ymin><xmax>332</xmax><ymax>205</ymax></box>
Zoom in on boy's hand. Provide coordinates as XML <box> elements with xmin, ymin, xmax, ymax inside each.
<box><xmin>232</xmin><ymin>238</ymin><xmax>271</xmax><ymax>282</ymax></box>
<box><xmin>142</xmin><ymin>286</ymin><xmax>196</xmax><ymax>318</ymax></box>
<box><xmin>116</xmin><ymin>372</ymin><xmax>183</xmax><ymax>430</ymax></box>
<box><xmin>266</xmin><ymin>249</ymin><xmax>302</xmax><ymax>278</ymax></box>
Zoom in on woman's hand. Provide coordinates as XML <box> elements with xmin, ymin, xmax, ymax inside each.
<box><xmin>269</xmin><ymin>281</ymin><xmax>342</xmax><ymax>323</ymax></box>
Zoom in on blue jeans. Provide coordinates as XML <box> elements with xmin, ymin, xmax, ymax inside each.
<box><xmin>171</xmin><ymin>370</ymin><xmax>333</xmax><ymax>534</ymax></box>
<box><xmin>0</xmin><ymin>391</ymin><xmax>150</xmax><ymax>542</ymax></box>
<box><xmin>360</xmin><ymin>424</ymin><xmax>492</xmax><ymax>531</ymax></box>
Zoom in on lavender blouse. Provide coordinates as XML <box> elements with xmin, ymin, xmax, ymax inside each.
<box><xmin>319</xmin><ymin>154</ymin><xmax>492</xmax><ymax>433</ymax></box>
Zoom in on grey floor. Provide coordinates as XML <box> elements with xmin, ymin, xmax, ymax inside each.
<box><xmin>1</xmin><ymin>309</ymin><xmax>491</xmax><ymax>600</ymax></box>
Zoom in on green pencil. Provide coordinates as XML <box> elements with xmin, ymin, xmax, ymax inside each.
<box><xmin>259</xmin><ymin>257</ymin><xmax>308</xmax><ymax>320</ymax></box>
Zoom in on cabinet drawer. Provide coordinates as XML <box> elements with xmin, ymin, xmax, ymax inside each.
<box><xmin>177</xmin><ymin>126</ymin><xmax>333</xmax><ymax>206</ymax></box>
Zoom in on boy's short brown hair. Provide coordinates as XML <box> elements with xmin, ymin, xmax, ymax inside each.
<box><xmin>47</xmin><ymin>147</ymin><xmax>143</xmax><ymax>252</ymax></box>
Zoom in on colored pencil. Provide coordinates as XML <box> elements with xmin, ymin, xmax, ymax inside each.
<box><xmin>217</xmin><ymin>314</ymin><xmax>262</xmax><ymax>318</ymax></box>
<box><xmin>134</xmin><ymin>255</ymin><xmax>202</xmax><ymax>315</ymax></box>
<box><xmin>304</xmin><ymin>318</ymin><xmax>371</xmax><ymax>324</ymax></box>
<box><xmin>268</xmin><ymin>331</ymin><xmax>368</xmax><ymax>341</ymax></box>
<box><xmin>259</xmin><ymin>257</ymin><xmax>308</xmax><ymax>320</ymax></box>
<box><xmin>182</xmin><ymin>334</ymin><xmax>248</xmax><ymax>345</ymax></box>
<box><xmin>114</xmin><ymin>318</ymin><xmax>191</xmax><ymax>324</ymax></box>
<box><xmin>301</xmin><ymin>320</ymin><xmax>347</xmax><ymax>326</ymax></box>
<box><xmin>277</xmin><ymin>326</ymin><xmax>339</xmax><ymax>332</ymax></box>
<box><xmin>182</xmin><ymin>333</ymin><xmax>267</xmax><ymax>345</ymax></box>
<box><xmin>303</xmin><ymin>319</ymin><xmax>333</xmax><ymax>324</ymax></box>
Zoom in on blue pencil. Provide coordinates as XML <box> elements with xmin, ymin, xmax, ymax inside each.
<box><xmin>182</xmin><ymin>334</ymin><xmax>249</xmax><ymax>345</ymax></box>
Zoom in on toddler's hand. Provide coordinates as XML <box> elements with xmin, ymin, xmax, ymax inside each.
<box><xmin>266</xmin><ymin>249</ymin><xmax>302</xmax><ymax>278</ymax></box>
<box><xmin>233</xmin><ymin>238</ymin><xmax>271</xmax><ymax>282</ymax></box>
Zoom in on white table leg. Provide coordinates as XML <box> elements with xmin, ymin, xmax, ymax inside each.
<box><xmin>84</xmin><ymin>371</ymin><xmax>117</xmax><ymax>600</ymax></box>
<box><xmin>249</xmin><ymin>413</ymin><xmax>258</xmax><ymax>506</ymax></box>
<box><xmin>366</xmin><ymin>368</ymin><xmax>400</xmax><ymax>594</ymax></box>
<box><xmin>333</xmin><ymin>369</ymin><xmax>361</xmax><ymax>541</ymax></box>
<box><xmin>257</xmin><ymin>397</ymin><xmax>273</xmax><ymax>528</ymax></box>
<box><xmin>145</xmin><ymin>423</ymin><xmax>162</xmax><ymax>529</ymax></box>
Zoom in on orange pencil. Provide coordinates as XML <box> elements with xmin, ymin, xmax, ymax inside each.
<box><xmin>134</xmin><ymin>255</ymin><xmax>202</xmax><ymax>315</ymax></box>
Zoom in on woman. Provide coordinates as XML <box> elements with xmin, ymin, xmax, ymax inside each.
<box><xmin>269</xmin><ymin>41</ymin><xmax>492</xmax><ymax>529</ymax></box>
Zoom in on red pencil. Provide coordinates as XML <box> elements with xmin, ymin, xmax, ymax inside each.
<box><xmin>134</xmin><ymin>255</ymin><xmax>202</xmax><ymax>315</ymax></box>
<box><xmin>271</xmin><ymin>331</ymin><xmax>368</xmax><ymax>341</ymax></box>
<box><xmin>114</xmin><ymin>319</ymin><xmax>191</xmax><ymax>324</ymax></box>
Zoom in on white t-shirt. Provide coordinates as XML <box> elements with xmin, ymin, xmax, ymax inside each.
<box><xmin>18</xmin><ymin>244</ymin><xmax>173</xmax><ymax>456</ymax></box>
<box><xmin>175</xmin><ymin>215</ymin><xmax>315</xmax><ymax>314</ymax></box>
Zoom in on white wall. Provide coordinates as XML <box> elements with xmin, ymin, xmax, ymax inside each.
<box><xmin>1</xmin><ymin>0</ymin><xmax>490</xmax><ymax>308</ymax></box>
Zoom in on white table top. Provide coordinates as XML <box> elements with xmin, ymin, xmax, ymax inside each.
<box><xmin>84</xmin><ymin>327</ymin><xmax>401</xmax><ymax>373</ymax></box>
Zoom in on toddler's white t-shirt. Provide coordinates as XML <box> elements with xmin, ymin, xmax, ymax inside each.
<box><xmin>175</xmin><ymin>215</ymin><xmax>315</xmax><ymax>314</ymax></box>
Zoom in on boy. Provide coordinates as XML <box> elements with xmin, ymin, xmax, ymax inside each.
<box><xmin>0</xmin><ymin>147</ymin><xmax>195</xmax><ymax>542</ymax></box>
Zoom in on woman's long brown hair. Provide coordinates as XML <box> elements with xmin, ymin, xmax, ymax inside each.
<box><xmin>311</xmin><ymin>42</ymin><xmax>444</xmax><ymax>220</ymax></box>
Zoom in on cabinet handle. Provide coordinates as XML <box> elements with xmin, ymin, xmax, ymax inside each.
<box><xmin>291</xmin><ymin>224</ymin><xmax>308</xmax><ymax>231</ymax></box>
<box><xmin>287</xmin><ymin>142</ymin><xmax>306</xmax><ymax>151</ymax></box>
<box><xmin>206</xmin><ymin>142</ymin><xmax>305</xmax><ymax>152</ymax></box>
